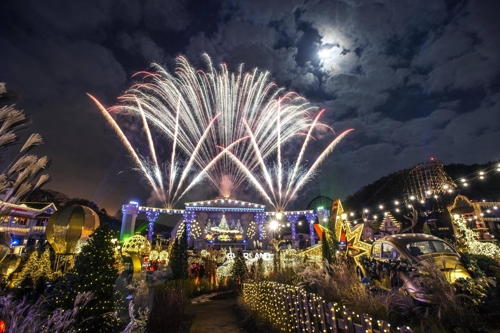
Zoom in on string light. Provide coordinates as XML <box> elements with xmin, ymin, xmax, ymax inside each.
<box><xmin>242</xmin><ymin>281</ymin><xmax>412</xmax><ymax>332</ymax></box>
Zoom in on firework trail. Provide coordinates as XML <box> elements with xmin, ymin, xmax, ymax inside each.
<box><xmin>227</xmin><ymin>108</ymin><xmax>353</xmax><ymax>212</ymax></box>
<box><xmin>112</xmin><ymin>54</ymin><xmax>318</xmax><ymax>197</ymax></box>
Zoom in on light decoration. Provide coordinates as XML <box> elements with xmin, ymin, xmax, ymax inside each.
<box><xmin>190</xmin><ymin>220</ymin><xmax>203</xmax><ymax>239</ymax></box>
<box><xmin>247</xmin><ymin>221</ymin><xmax>257</xmax><ymax>239</ymax></box>
<box><xmin>121</xmin><ymin>235</ymin><xmax>151</xmax><ymax>256</ymax></box>
<box><xmin>452</xmin><ymin>215</ymin><xmax>500</xmax><ymax>260</ymax></box>
<box><xmin>149</xmin><ymin>250</ymin><xmax>159</xmax><ymax>261</ymax></box>
<box><xmin>182</xmin><ymin>210</ymin><xmax>196</xmax><ymax>241</ymax></box>
<box><xmin>235</xmin><ymin>219</ymin><xmax>244</xmax><ymax>234</ymax></box>
<box><xmin>255</xmin><ymin>213</ymin><xmax>266</xmax><ymax>241</ymax></box>
<box><xmin>46</xmin><ymin>205</ymin><xmax>100</xmax><ymax>256</ymax></box>
<box><xmin>146</xmin><ymin>210</ymin><xmax>159</xmax><ymax>241</ymax></box>
<box><xmin>303</xmin><ymin>211</ymin><xmax>318</xmax><ymax>245</ymax></box>
<box><xmin>218</xmin><ymin>234</ymin><xmax>231</xmax><ymax>242</ymax></box>
<box><xmin>285</xmin><ymin>212</ymin><xmax>300</xmax><ymax>241</ymax></box>
<box><xmin>333</xmin><ymin>200</ymin><xmax>371</xmax><ymax>263</ymax></box>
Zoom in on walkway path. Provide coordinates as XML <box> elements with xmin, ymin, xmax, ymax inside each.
<box><xmin>186</xmin><ymin>294</ymin><xmax>245</xmax><ymax>333</ymax></box>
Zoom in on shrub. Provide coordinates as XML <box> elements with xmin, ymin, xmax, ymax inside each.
<box><xmin>146</xmin><ymin>284</ymin><xmax>185</xmax><ymax>333</ymax></box>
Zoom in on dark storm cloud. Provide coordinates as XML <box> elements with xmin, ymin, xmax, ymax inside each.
<box><xmin>0</xmin><ymin>0</ymin><xmax>498</xmax><ymax>213</ymax></box>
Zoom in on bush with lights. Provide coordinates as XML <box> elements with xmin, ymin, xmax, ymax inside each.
<box><xmin>231</xmin><ymin>249</ymin><xmax>248</xmax><ymax>285</ymax></box>
<box><xmin>49</xmin><ymin>225</ymin><xmax>122</xmax><ymax>332</ymax></box>
<box><xmin>16</xmin><ymin>244</ymin><xmax>54</xmax><ymax>292</ymax></box>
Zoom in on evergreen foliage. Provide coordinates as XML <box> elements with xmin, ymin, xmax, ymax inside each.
<box><xmin>321</xmin><ymin>229</ymin><xmax>335</xmax><ymax>265</ymax></box>
<box><xmin>231</xmin><ymin>249</ymin><xmax>248</xmax><ymax>284</ymax></box>
<box><xmin>170</xmin><ymin>225</ymin><xmax>188</xmax><ymax>280</ymax></box>
<box><xmin>50</xmin><ymin>225</ymin><xmax>121</xmax><ymax>332</ymax></box>
<box><xmin>422</xmin><ymin>223</ymin><xmax>432</xmax><ymax>234</ymax></box>
<box><xmin>16</xmin><ymin>245</ymin><xmax>54</xmax><ymax>288</ymax></box>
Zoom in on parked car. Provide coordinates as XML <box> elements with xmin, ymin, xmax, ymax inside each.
<box><xmin>357</xmin><ymin>233</ymin><xmax>470</xmax><ymax>303</ymax></box>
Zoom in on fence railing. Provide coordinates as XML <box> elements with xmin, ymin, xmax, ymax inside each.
<box><xmin>243</xmin><ymin>281</ymin><xmax>413</xmax><ymax>333</ymax></box>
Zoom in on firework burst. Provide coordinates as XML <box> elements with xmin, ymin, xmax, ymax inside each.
<box><xmin>112</xmin><ymin>54</ymin><xmax>318</xmax><ymax>197</ymax></box>
<box><xmin>89</xmin><ymin>94</ymin><xmax>241</xmax><ymax>209</ymax></box>
<box><xmin>226</xmin><ymin>109</ymin><xmax>353</xmax><ymax>212</ymax></box>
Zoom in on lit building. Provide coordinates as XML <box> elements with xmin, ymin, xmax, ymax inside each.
<box><xmin>0</xmin><ymin>202</ymin><xmax>57</xmax><ymax>246</ymax></box>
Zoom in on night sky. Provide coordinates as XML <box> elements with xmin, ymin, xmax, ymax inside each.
<box><xmin>1</xmin><ymin>0</ymin><xmax>499</xmax><ymax>215</ymax></box>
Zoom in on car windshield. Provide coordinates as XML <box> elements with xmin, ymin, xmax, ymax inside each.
<box><xmin>406</xmin><ymin>240</ymin><xmax>456</xmax><ymax>257</ymax></box>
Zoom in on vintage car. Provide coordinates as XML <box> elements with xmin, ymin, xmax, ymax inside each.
<box><xmin>356</xmin><ymin>233</ymin><xmax>471</xmax><ymax>303</ymax></box>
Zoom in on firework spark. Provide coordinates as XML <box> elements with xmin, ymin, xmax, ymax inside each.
<box><xmin>90</xmin><ymin>94</ymin><xmax>231</xmax><ymax>209</ymax></box>
<box><xmin>112</xmin><ymin>54</ymin><xmax>318</xmax><ymax>197</ymax></box>
<box><xmin>227</xmin><ymin>109</ymin><xmax>353</xmax><ymax>212</ymax></box>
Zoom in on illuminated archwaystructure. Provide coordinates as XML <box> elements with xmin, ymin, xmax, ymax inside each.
<box><xmin>121</xmin><ymin>198</ymin><xmax>317</xmax><ymax>248</ymax></box>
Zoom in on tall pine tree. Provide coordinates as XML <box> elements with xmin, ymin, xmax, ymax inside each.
<box><xmin>50</xmin><ymin>225</ymin><xmax>121</xmax><ymax>332</ymax></box>
<box><xmin>170</xmin><ymin>225</ymin><xmax>188</xmax><ymax>280</ymax></box>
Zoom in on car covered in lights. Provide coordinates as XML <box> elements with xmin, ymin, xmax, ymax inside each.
<box><xmin>357</xmin><ymin>233</ymin><xmax>470</xmax><ymax>303</ymax></box>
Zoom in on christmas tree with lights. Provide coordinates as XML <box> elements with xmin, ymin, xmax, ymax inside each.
<box><xmin>50</xmin><ymin>225</ymin><xmax>121</xmax><ymax>332</ymax></box>
<box><xmin>16</xmin><ymin>244</ymin><xmax>54</xmax><ymax>289</ymax></box>
<box><xmin>218</xmin><ymin>214</ymin><xmax>230</xmax><ymax>231</ymax></box>
<box><xmin>231</xmin><ymin>249</ymin><xmax>248</xmax><ymax>284</ymax></box>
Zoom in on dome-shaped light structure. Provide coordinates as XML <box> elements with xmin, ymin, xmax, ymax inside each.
<box><xmin>122</xmin><ymin>234</ymin><xmax>151</xmax><ymax>256</ymax></box>
<box><xmin>122</xmin><ymin>234</ymin><xmax>151</xmax><ymax>276</ymax></box>
<box><xmin>46</xmin><ymin>205</ymin><xmax>100</xmax><ymax>255</ymax></box>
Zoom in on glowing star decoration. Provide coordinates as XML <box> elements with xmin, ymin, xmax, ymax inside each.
<box><xmin>330</xmin><ymin>199</ymin><xmax>345</xmax><ymax>238</ymax></box>
<box><xmin>332</xmin><ymin>200</ymin><xmax>371</xmax><ymax>261</ymax></box>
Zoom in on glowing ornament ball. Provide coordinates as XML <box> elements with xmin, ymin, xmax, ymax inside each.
<box><xmin>46</xmin><ymin>205</ymin><xmax>100</xmax><ymax>255</ymax></box>
<box><xmin>0</xmin><ymin>319</ymin><xmax>4</xmax><ymax>333</ymax></box>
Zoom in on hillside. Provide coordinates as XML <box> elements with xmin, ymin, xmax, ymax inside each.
<box><xmin>343</xmin><ymin>160</ymin><xmax>500</xmax><ymax>213</ymax></box>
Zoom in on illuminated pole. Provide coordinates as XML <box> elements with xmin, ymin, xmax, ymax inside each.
<box><xmin>255</xmin><ymin>213</ymin><xmax>266</xmax><ymax>241</ymax></box>
<box><xmin>146</xmin><ymin>210</ymin><xmax>160</xmax><ymax>242</ymax></box>
<box><xmin>182</xmin><ymin>210</ymin><xmax>196</xmax><ymax>242</ymax></box>
<box><xmin>305</xmin><ymin>211</ymin><xmax>317</xmax><ymax>246</ymax></box>
<box><xmin>286</xmin><ymin>213</ymin><xmax>299</xmax><ymax>241</ymax></box>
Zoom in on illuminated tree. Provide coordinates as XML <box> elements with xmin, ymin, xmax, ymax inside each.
<box><xmin>16</xmin><ymin>245</ymin><xmax>54</xmax><ymax>289</ymax></box>
<box><xmin>231</xmin><ymin>249</ymin><xmax>248</xmax><ymax>284</ymax></box>
<box><xmin>321</xmin><ymin>228</ymin><xmax>335</xmax><ymax>265</ymax></box>
<box><xmin>170</xmin><ymin>225</ymin><xmax>188</xmax><ymax>280</ymax></box>
<box><xmin>114</xmin><ymin>248</ymin><xmax>125</xmax><ymax>274</ymax></box>
<box><xmin>50</xmin><ymin>225</ymin><xmax>121</xmax><ymax>332</ymax></box>
<box><xmin>454</xmin><ymin>216</ymin><xmax>500</xmax><ymax>260</ymax></box>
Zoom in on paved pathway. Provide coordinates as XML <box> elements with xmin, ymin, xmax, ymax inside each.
<box><xmin>186</xmin><ymin>295</ymin><xmax>245</xmax><ymax>333</ymax></box>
